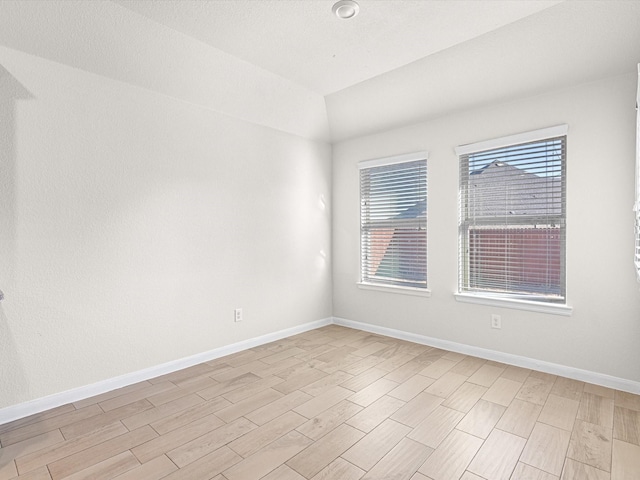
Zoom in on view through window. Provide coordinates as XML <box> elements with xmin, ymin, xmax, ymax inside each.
<box><xmin>360</xmin><ymin>154</ymin><xmax>427</xmax><ymax>289</ymax></box>
<box><xmin>458</xmin><ymin>127</ymin><xmax>567</xmax><ymax>303</ymax></box>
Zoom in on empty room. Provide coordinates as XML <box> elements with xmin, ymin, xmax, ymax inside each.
<box><xmin>1</xmin><ymin>0</ymin><xmax>640</xmax><ymax>479</ymax></box>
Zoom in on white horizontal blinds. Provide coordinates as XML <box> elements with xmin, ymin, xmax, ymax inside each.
<box><xmin>635</xmin><ymin>63</ymin><xmax>640</xmax><ymax>282</ymax></box>
<box><xmin>360</xmin><ymin>157</ymin><xmax>427</xmax><ymax>288</ymax></box>
<box><xmin>459</xmin><ymin>132</ymin><xmax>567</xmax><ymax>302</ymax></box>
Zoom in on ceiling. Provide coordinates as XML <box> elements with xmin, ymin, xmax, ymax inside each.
<box><xmin>1</xmin><ymin>1</ymin><xmax>639</xmax><ymax>142</ymax></box>
<box><xmin>113</xmin><ymin>0</ymin><xmax>562</xmax><ymax>96</ymax></box>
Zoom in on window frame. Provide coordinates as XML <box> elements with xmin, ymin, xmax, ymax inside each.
<box><xmin>634</xmin><ymin>63</ymin><xmax>640</xmax><ymax>283</ymax></box>
<box><xmin>358</xmin><ymin>151</ymin><xmax>430</xmax><ymax>295</ymax></box>
<box><xmin>455</xmin><ymin>125</ymin><xmax>572</xmax><ymax>315</ymax></box>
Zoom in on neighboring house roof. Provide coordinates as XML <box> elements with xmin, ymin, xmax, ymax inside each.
<box><xmin>369</xmin><ymin>199</ymin><xmax>427</xmax><ymax>284</ymax></box>
<box><xmin>397</xmin><ymin>199</ymin><xmax>427</xmax><ymax>219</ymax></box>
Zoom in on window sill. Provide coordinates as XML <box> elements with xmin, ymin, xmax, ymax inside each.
<box><xmin>454</xmin><ymin>293</ymin><xmax>573</xmax><ymax>316</ymax></box>
<box><xmin>357</xmin><ymin>282</ymin><xmax>431</xmax><ymax>297</ymax></box>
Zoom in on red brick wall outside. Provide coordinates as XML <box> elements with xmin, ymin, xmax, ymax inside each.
<box><xmin>468</xmin><ymin>227</ymin><xmax>561</xmax><ymax>295</ymax></box>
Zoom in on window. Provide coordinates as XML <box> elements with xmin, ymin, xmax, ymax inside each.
<box><xmin>359</xmin><ymin>152</ymin><xmax>428</xmax><ymax>291</ymax></box>
<box><xmin>634</xmin><ymin>63</ymin><xmax>640</xmax><ymax>282</ymax></box>
<box><xmin>457</xmin><ymin>125</ymin><xmax>567</xmax><ymax>305</ymax></box>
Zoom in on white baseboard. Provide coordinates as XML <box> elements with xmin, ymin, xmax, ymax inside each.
<box><xmin>0</xmin><ymin>317</ymin><xmax>332</xmax><ymax>426</ymax></box>
<box><xmin>3</xmin><ymin>314</ymin><xmax>639</xmax><ymax>426</ymax></box>
<box><xmin>333</xmin><ymin>316</ymin><xmax>640</xmax><ymax>395</ymax></box>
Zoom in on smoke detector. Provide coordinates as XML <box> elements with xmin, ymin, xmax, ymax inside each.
<box><xmin>332</xmin><ymin>0</ymin><xmax>360</xmax><ymax>19</ymax></box>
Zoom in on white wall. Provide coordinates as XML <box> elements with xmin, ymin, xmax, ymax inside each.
<box><xmin>333</xmin><ymin>73</ymin><xmax>640</xmax><ymax>383</ymax></box>
<box><xmin>0</xmin><ymin>46</ymin><xmax>332</xmax><ymax>410</ymax></box>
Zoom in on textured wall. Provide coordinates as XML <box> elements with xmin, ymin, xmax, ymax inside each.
<box><xmin>0</xmin><ymin>47</ymin><xmax>332</xmax><ymax>409</ymax></box>
<box><xmin>332</xmin><ymin>73</ymin><xmax>640</xmax><ymax>383</ymax></box>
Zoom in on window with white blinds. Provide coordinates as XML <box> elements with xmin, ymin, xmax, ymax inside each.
<box><xmin>359</xmin><ymin>153</ymin><xmax>427</xmax><ymax>289</ymax></box>
<box><xmin>634</xmin><ymin>64</ymin><xmax>640</xmax><ymax>282</ymax></box>
<box><xmin>457</xmin><ymin>126</ymin><xmax>567</xmax><ymax>303</ymax></box>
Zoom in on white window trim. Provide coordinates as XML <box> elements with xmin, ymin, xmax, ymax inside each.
<box><xmin>634</xmin><ymin>63</ymin><xmax>640</xmax><ymax>282</ymax></box>
<box><xmin>358</xmin><ymin>282</ymin><xmax>432</xmax><ymax>297</ymax></box>
<box><xmin>456</xmin><ymin>124</ymin><xmax>569</xmax><ymax>306</ymax></box>
<box><xmin>454</xmin><ymin>292</ymin><xmax>573</xmax><ymax>316</ymax></box>
<box><xmin>358</xmin><ymin>151</ymin><xmax>428</xmax><ymax>170</ymax></box>
<box><xmin>455</xmin><ymin>124</ymin><xmax>568</xmax><ymax>157</ymax></box>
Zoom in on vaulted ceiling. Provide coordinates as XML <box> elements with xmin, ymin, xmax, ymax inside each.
<box><xmin>111</xmin><ymin>0</ymin><xmax>562</xmax><ymax>96</ymax></box>
<box><xmin>1</xmin><ymin>1</ymin><xmax>639</xmax><ymax>142</ymax></box>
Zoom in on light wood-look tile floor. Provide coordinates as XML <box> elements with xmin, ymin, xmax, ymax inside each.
<box><xmin>2</xmin><ymin>325</ymin><xmax>640</xmax><ymax>480</ymax></box>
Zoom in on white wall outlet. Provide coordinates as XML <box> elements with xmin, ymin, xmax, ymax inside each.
<box><xmin>491</xmin><ymin>314</ymin><xmax>501</xmax><ymax>329</ymax></box>
<box><xmin>234</xmin><ymin>308</ymin><xmax>243</xmax><ymax>322</ymax></box>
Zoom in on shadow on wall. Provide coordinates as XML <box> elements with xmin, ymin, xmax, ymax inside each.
<box><xmin>0</xmin><ymin>64</ymin><xmax>35</xmax><ymax>473</ymax></box>
<box><xmin>1</xmin><ymin>64</ymin><xmax>32</xmax><ymax>290</ymax></box>
<box><xmin>0</xmin><ymin>65</ymin><xmax>32</xmax><ymax>415</ymax></box>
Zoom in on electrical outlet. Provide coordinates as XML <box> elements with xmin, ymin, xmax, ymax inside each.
<box><xmin>234</xmin><ymin>308</ymin><xmax>243</xmax><ymax>322</ymax></box>
<box><xmin>491</xmin><ymin>314</ymin><xmax>501</xmax><ymax>329</ymax></box>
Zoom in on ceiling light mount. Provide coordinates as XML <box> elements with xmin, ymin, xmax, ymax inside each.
<box><xmin>332</xmin><ymin>0</ymin><xmax>359</xmax><ymax>20</ymax></box>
